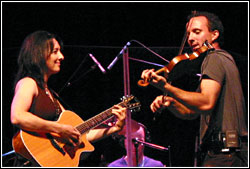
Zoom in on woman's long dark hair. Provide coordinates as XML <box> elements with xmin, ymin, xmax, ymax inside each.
<box><xmin>14</xmin><ymin>30</ymin><xmax>63</xmax><ymax>89</ymax></box>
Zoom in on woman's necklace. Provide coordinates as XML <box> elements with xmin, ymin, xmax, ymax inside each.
<box><xmin>45</xmin><ymin>87</ymin><xmax>50</xmax><ymax>95</ymax></box>
<box><xmin>44</xmin><ymin>87</ymin><xmax>61</xmax><ymax>116</ymax></box>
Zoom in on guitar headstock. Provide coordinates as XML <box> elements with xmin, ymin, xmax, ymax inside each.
<box><xmin>121</xmin><ymin>95</ymin><xmax>141</xmax><ymax>112</ymax></box>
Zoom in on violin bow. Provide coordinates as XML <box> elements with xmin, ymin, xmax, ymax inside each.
<box><xmin>177</xmin><ymin>10</ymin><xmax>197</xmax><ymax>55</ymax></box>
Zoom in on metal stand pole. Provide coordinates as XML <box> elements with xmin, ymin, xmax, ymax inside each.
<box><xmin>123</xmin><ymin>47</ymin><xmax>133</xmax><ymax>166</ymax></box>
<box><xmin>134</xmin><ymin>142</ymin><xmax>139</xmax><ymax>166</ymax></box>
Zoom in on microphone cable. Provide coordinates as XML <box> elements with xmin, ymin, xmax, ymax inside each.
<box><xmin>130</xmin><ymin>39</ymin><xmax>170</xmax><ymax>63</ymax></box>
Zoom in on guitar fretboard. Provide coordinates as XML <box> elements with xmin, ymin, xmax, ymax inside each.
<box><xmin>76</xmin><ymin>102</ymin><xmax>124</xmax><ymax>134</ymax></box>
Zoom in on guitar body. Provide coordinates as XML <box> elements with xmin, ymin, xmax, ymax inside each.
<box><xmin>12</xmin><ymin>110</ymin><xmax>95</xmax><ymax>167</ymax></box>
<box><xmin>12</xmin><ymin>95</ymin><xmax>140</xmax><ymax>167</ymax></box>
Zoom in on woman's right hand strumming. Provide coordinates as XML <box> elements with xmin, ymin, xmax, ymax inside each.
<box><xmin>57</xmin><ymin>124</ymin><xmax>81</xmax><ymax>147</ymax></box>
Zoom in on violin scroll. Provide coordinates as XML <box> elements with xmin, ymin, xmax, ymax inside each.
<box><xmin>137</xmin><ymin>67</ymin><xmax>168</xmax><ymax>87</ymax></box>
<box><xmin>137</xmin><ymin>80</ymin><xmax>150</xmax><ymax>87</ymax></box>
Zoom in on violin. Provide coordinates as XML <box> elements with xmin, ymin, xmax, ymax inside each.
<box><xmin>137</xmin><ymin>41</ymin><xmax>214</xmax><ymax>87</ymax></box>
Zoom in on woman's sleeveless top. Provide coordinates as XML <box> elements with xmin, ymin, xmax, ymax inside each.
<box><xmin>29</xmin><ymin>85</ymin><xmax>62</xmax><ymax>121</ymax></box>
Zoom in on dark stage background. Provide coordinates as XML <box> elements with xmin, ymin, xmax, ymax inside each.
<box><xmin>2</xmin><ymin>2</ymin><xmax>248</xmax><ymax>167</ymax></box>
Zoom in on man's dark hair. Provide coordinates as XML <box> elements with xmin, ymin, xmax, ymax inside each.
<box><xmin>187</xmin><ymin>11</ymin><xmax>224</xmax><ymax>46</ymax></box>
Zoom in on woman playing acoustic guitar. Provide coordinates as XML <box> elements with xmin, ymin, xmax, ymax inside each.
<box><xmin>10</xmin><ymin>30</ymin><xmax>127</xmax><ymax>167</ymax></box>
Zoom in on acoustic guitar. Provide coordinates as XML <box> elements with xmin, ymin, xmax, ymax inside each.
<box><xmin>12</xmin><ymin>95</ymin><xmax>140</xmax><ymax>167</ymax></box>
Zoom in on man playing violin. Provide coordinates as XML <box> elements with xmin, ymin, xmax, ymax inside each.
<box><xmin>141</xmin><ymin>11</ymin><xmax>248</xmax><ymax>167</ymax></box>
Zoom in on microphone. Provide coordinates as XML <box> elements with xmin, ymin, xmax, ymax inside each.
<box><xmin>107</xmin><ymin>41</ymin><xmax>131</xmax><ymax>70</ymax></box>
<box><xmin>89</xmin><ymin>53</ymin><xmax>106</xmax><ymax>74</ymax></box>
<box><xmin>132</xmin><ymin>138</ymin><xmax>168</xmax><ymax>151</ymax></box>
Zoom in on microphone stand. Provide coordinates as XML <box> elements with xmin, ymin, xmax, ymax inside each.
<box><xmin>123</xmin><ymin>47</ymin><xmax>133</xmax><ymax>167</ymax></box>
<box><xmin>134</xmin><ymin>141</ymin><xmax>139</xmax><ymax>167</ymax></box>
<box><xmin>58</xmin><ymin>54</ymin><xmax>95</xmax><ymax>94</ymax></box>
<box><xmin>108</xmin><ymin>41</ymin><xmax>170</xmax><ymax>166</ymax></box>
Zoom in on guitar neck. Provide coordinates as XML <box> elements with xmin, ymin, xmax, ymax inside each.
<box><xmin>76</xmin><ymin>102</ymin><xmax>124</xmax><ymax>134</ymax></box>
